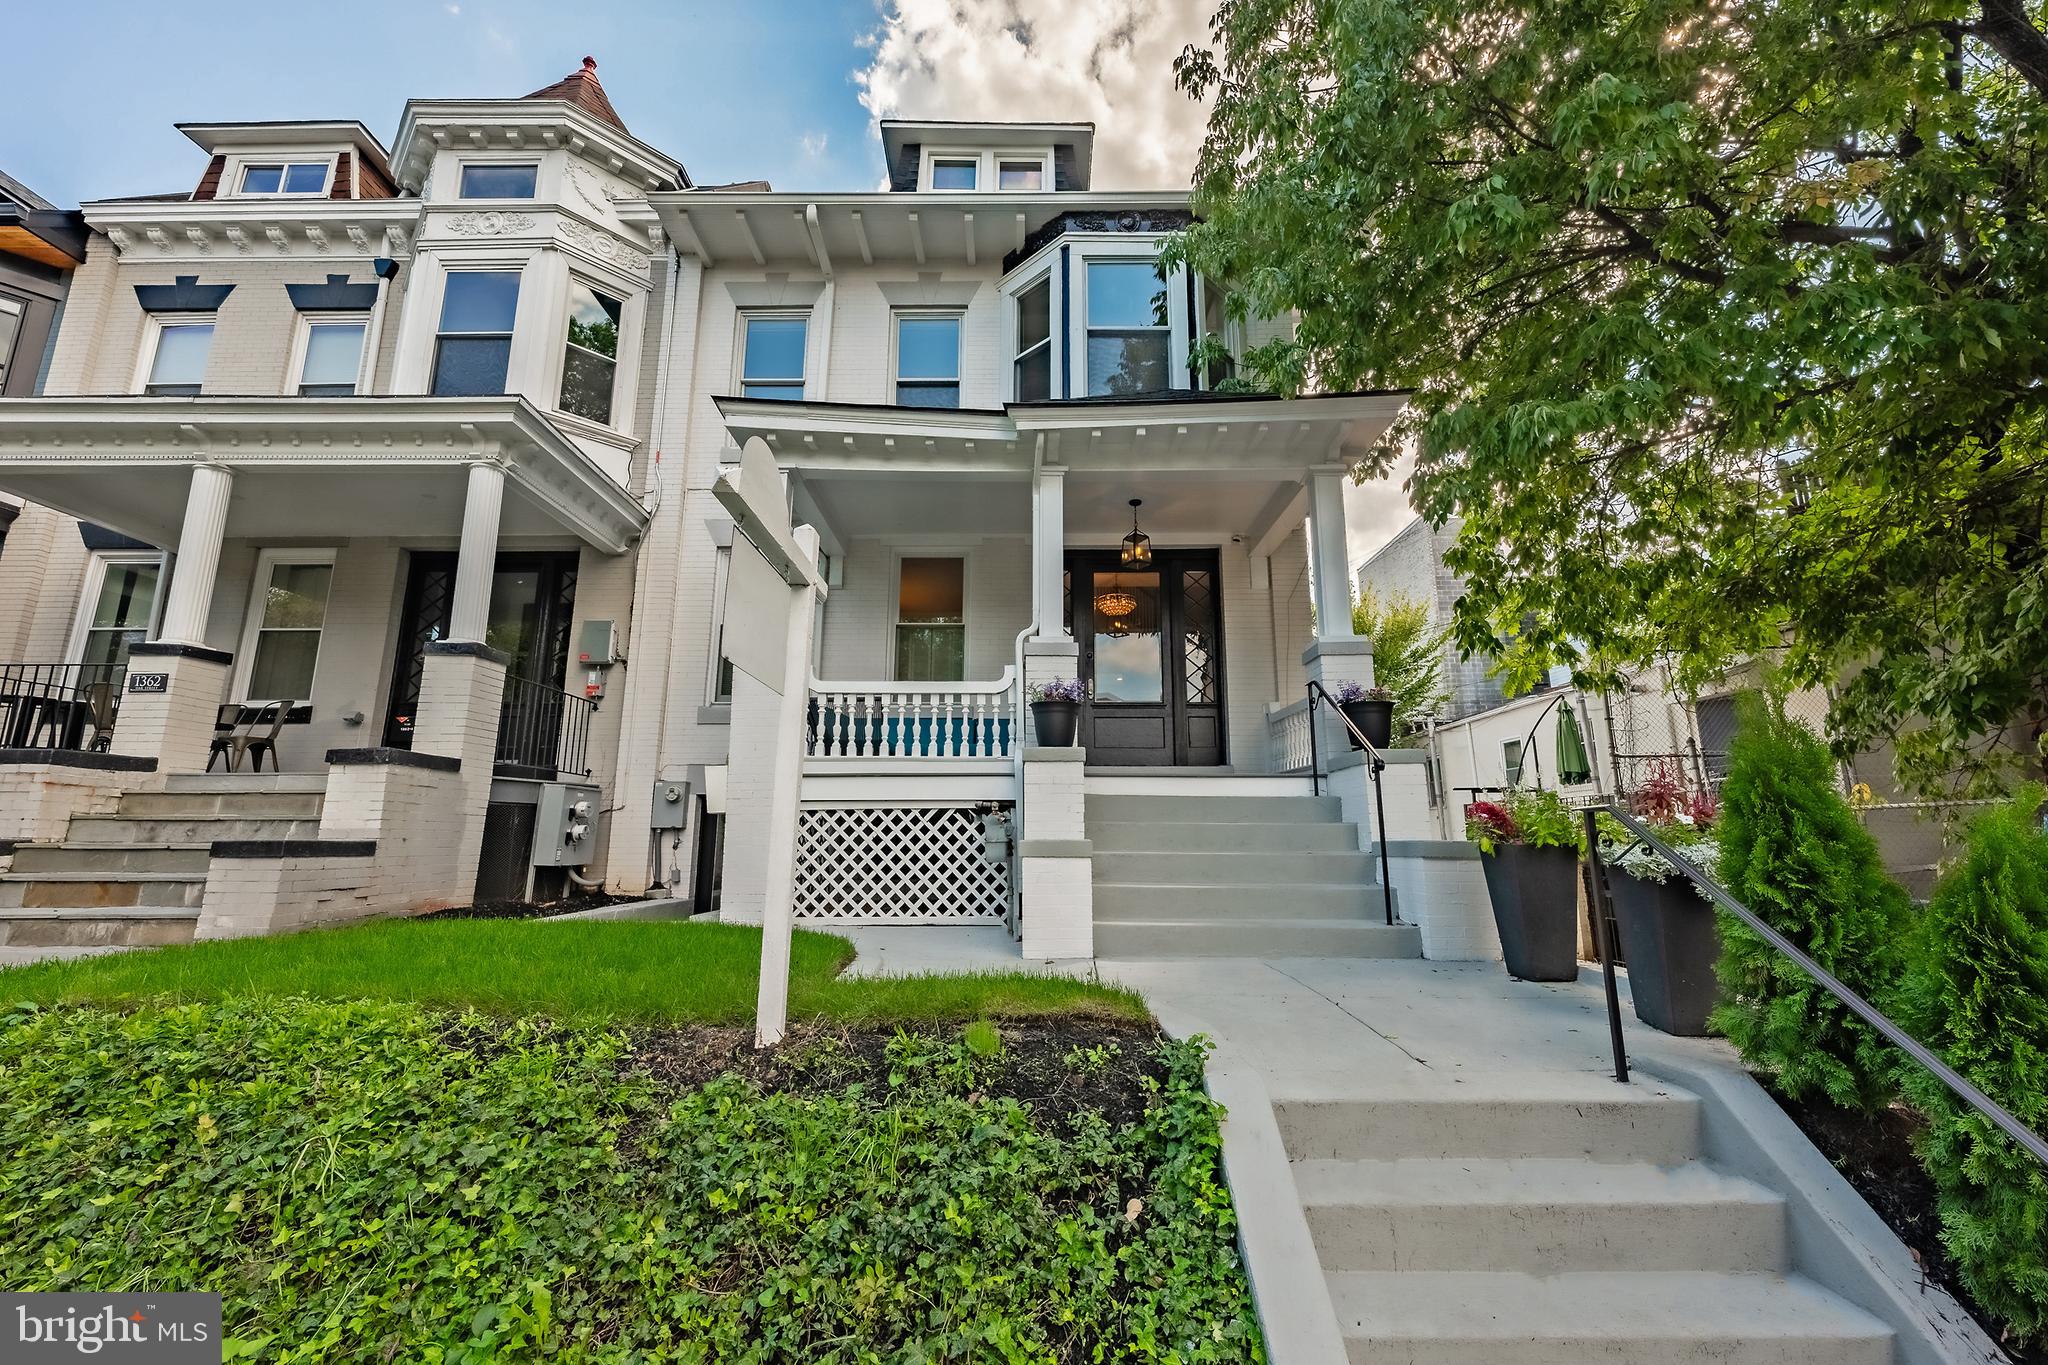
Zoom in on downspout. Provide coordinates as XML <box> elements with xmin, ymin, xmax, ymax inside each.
<box><xmin>359</xmin><ymin>253</ymin><xmax>400</xmax><ymax>393</ymax></box>
<box><xmin>630</xmin><ymin>241</ymin><xmax>687</xmax><ymax>891</ymax></box>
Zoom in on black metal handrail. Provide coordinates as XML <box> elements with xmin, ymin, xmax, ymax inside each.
<box><xmin>495</xmin><ymin>673</ymin><xmax>596</xmax><ymax>778</ymax></box>
<box><xmin>0</xmin><ymin>661</ymin><xmax>127</xmax><ymax>752</ymax></box>
<box><xmin>1304</xmin><ymin>679</ymin><xmax>1397</xmax><ymax>927</ymax></box>
<box><xmin>1585</xmin><ymin>804</ymin><xmax>2048</xmax><ymax>1169</ymax></box>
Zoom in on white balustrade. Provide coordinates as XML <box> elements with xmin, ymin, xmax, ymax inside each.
<box><xmin>806</xmin><ymin>667</ymin><xmax>1018</xmax><ymax>760</ymax></box>
<box><xmin>1268</xmin><ymin>698</ymin><xmax>1314</xmax><ymax>773</ymax></box>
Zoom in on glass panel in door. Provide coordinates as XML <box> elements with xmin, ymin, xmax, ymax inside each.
<box><xmin>1090</xmin><ymin>570</ymin><xmax>1163</xmax><ymax>702</ymax></box>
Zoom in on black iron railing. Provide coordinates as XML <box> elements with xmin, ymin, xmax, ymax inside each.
<box><xmin>1584</xmin><ymin>804</ymin><xmax>2048</xmax><ymax>1169</ymax></box>
<box><xmin>0</xmin><ymin>662</ymin><xmax>127</xmax><ymax>752</ymax></box>
<box><xmin>495</xmin><ymin>674</ymin><xmax>596</xmax><ymax>778</ymax></box>
<box><xmin>1304</xmin><ymin>680</ymin><xmax>1397</xmax><ymax>927</ymax></box>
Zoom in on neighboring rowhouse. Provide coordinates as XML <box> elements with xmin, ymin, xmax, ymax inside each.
<box><xmin>0</xmin><ymin>170</ymin><xmax>89</xmax><ymax>556</ymax></box>
<box><xmin>0</xmin><ymin>61</ymin><xmax>678</xmax><ymax>942</ymax></box>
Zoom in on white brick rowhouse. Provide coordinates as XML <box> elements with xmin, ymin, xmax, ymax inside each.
<box><xmin>0</xmin><ymin>68</ymin><xmax>1485</xmax><ymax>962</ymax></box>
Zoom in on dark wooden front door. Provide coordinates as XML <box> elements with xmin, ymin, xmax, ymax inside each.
<box><xmin>382</xmin><ymin>550</ymin><xmax>580</xmax><ymax>757</ymax></box>
<box><xmin>1067</xmin><ymin>548</ymin><xmax>1225</xmax><ymax>766</ymax></box>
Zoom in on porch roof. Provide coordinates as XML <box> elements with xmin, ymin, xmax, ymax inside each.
<box><xmin>0</xmin><ymin>395</ymin><xmax>648</xmax><ymax>553</ymax></box>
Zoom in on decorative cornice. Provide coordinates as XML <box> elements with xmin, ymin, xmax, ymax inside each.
<box><xmin>444</xmin><ymin>210</ymin><xmax>536</xmax><ymax>237</ymax></box>
<box><xmin>85</xmin><ymin>200</ymin><xmax>421</xmax><ymax>262</ymax></box>
<box><xmin>557</xmin><ymin>217</ymin><xmax>649</xmax><ymax>273</ymax></box>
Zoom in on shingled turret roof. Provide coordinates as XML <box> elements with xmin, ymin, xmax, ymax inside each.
<box><xmin>523</xmin><ymin>57</ymin><xmax>627</xmax><ymax>133</ymax></box>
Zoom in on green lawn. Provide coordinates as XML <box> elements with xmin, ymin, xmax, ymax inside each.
<box><xmin>0</xmin><ymin>918</ymin><xmax>1148</xmax><ymax>1024</ymax></box>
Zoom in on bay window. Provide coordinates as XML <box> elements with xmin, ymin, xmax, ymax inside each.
<box><xmin>1084</xmin><ymin>260</ymin><xmax>1169</xmax><ymax>396</ymax></box>
<box><xmin>559</xmin><ymin>282</ymin><xmax>624</xmax><ymax>423</ymax></box>
<box><xmin>1012</xmin><ymin>277</ymin><xmax>1052</xmax><ymax>401</ymax></box>
<box><xmin>431</xmin><ymin>270</ymin><xmax>520</xmax><ymax>397</ymax></box>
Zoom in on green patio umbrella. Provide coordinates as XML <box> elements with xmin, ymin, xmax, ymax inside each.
<box><xmin>1555</xmin><ymin>702</ymin><xmax>1594</xmax><ymax>785</ymax></box>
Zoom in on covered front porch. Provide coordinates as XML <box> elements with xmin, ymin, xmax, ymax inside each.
<box><xmin>0</xmin><ymin>396</ymin><xmax>645</xmax><ymax>921</ymax></box>
<box><xmin>714</xmin><ymin>391</ymin><xmax>1407</xmax><ymax>948</ymax></box>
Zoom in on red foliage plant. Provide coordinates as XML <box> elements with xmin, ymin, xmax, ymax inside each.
<box><xmin>1465</xmin><ymin>800</ymin><xmax>1518</xmax><ymax>845</ymax></box>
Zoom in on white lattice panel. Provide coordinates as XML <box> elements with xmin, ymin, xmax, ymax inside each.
<box><xmin>794</xmin><ymin>803</ymin><xmax>1011</xmax><ymax>923</ymax></box>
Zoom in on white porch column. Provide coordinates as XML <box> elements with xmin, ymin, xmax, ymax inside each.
<box><xmin>1308</xmin><ymin>464</ymin><xmax>1357</xmax><ymax>640</ymax></box>
<box><xmin>1031</xmin><ymin>465</ymin><xmax>1068</xmax><ymax>640</ymax></box>
<box><xmin>448</xmin><ymin>461</ymin><xmax>506</xmax><ymax>644</ymax></box>
<box><xmin>158</xmin><ymin>463</ymin><xmax>233</xmax><ymax>647</ymax></box>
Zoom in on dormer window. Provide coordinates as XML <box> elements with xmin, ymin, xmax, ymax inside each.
<box><xmin>998</xmin><ymin>159</ymin><xmax>1046</xmax><ymax>190</ymax></box>
<box><xmin>239</xmin><ymin>162</ymin><xmax>329</xmax><ymax>196</ymax></box>
<box><xmin>459</xmin><ymin>163</ymin><xmax>539</xmax><ymax>200</ymax></box>
<box><xmin>930</xmin><ymin>159</ymin><xmax>978</xmax><ymax>191</ymax></box>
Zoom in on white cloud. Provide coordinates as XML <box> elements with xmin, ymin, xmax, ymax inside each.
<box><xmin>855</xmin><ymin>0</ymin><xmax>1212</xmax><ymax>188</ymax></box>
<box><xmin>444</xmin><ymin>2</ymin><xmax>460</xmax><ymax>13</ymax></box>
<box><xmin>800</xmin><ymin>130</ymin><xmax>830</xmax><ymax>160</ymax></box>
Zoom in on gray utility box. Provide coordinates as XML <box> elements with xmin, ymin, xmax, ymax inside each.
<box><xmin>532</xmin><ymin>782</ymin><xmax>601</xmax><ymax>867</ymax></box>
<box><xmin>650</xmin><ymin>779</ymin><xmax>691</xmax><ymax>830</ymax></box>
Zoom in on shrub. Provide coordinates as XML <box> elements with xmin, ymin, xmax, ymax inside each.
<box><xmin>1710</xmin><ymin>691</ymin><xmax>1911</xmax><ymax>1110</ymax></box>
<box><xmin>1896</xmin><ymin>792</ymin><xmax>2048</xmax><ymax>1346</ymax></box>
<box><xmin>1350</xmin><ymin>590</ymin><xmax>1448</xmax><ymax>736</ymax></box>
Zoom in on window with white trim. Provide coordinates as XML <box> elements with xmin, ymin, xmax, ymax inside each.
<box><xmin>238</xmin><ymin>162</ymin><xmax>329</xmax><ymax>196</ymax></box>
<box><xmin>929</xmin><ymin>158</ymin><xmax>978</xmax><ymax>190</ymax></box>
<box><xmin>708</xmin><ymin>545</ymin><xmax>736</xmax><ymax>702</ymax></box>
<box><xmin>431</xmin><ymin>270</ymin><xmax>520</xmax><ymax>397</ymax></box>
<box><xmin>1196</xmin><ymin>277</ymin><xmax>1238</xmax><ymax>389</ymax></box>
<box><xmin>895</xmin><ymin>556</ymin><xmax>966</xmax><ymax>682</ymax></box>
<box><xmin>238</xmin><ymin>550</ymin><xmax>334</xmax><ymax>703</ymax></box>
<box><xmin>72</xmin><ymin>555</ymin><xmax>162</xmax><ymax>674</ymax></box>
<box><xmin>143</xmin><ymin>319</ymin><xmax>214</xmax><ymax>396</ymax></box>
<box><xmin>1084</xmin><ymin>259</ymin><xmax>1170</xmax><ymax>396</ymax></box>
<box><xmin>294</xmin><ymin>315</ymin><xmax>367</xmax><ymax>396</ymax></box>
<box><xmin>739</xmin><ymin>313</ymin><xmax>807</xmax><ymax>399</ymax></box>
<box><xmin>459</xmin><ymin>163</ymin><xmax>539</xmax><ymax>199</ymax></box>
<box><xmin>1012</xmin><ymin>275</ymin><xmax>1053</xmax><ymax>401</ymax></box>
<box><xmin>1502</xmin><ymin>738</ymin><xmax>1525</xmax><ymax>788</ymax></box>
<box><xmin>998</xmin><ymin>158</ymin><xmax>1046</xmax><ymax>190</ymax></box>
<box><xmin>894</xmin><ymin>312</ymin><xmax>961</xmax><ymax>408</ymax></box>
<box><xmin>559</xmin><ymin>281</ymin><xmax>624</xmax><ymax>424</ymax></box>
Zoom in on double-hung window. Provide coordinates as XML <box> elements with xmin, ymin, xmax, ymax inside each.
<box><xmin>708</xmin><ymin>546</ymin><xmax>736</xmax><ymax>703</ymax></box>
<box><xmin>296</xmin><ymin>317</ymin><xmax>366</xmax><ymax>396</ymax></box>
<box><xmin>559</xmin><ymin>282</ymin><xmax>624</xmax><ymax>423</ymax></box>
<box><xmin>431</xmin><ymin>271</ymin><xmax>520</xmax><ymax>397</ymax></box>
<box><xmin>459</xmin><ymin>163</ymin><xmax>539</xmax><ymax>199</ymax></box>
<box><xmin>74</xmin><ymin>556</ymin><xmax>161</xmax><ymax>673</ymax></box>
<box><xmin>1013</xmin><ymin>276</ymin><xmax>1052</xmax><ymax>401</ymax></box>
<box><xmin>740</xmin><ymin>314</ymin><xmax>806</xmax><ymax>399</ymax></box>
<box><xmin>240</xmin><ymin>551</ymin><xmax>334</xmax><ymax>704</ymax></box>
<box><xmin>239</xmin><ymin>162</ymin><xmax>328</xmax><ymax>195</ymax></box>
<box><xmin>894</xmin><ymin>313</ymin><xmax>960</xmax><ymax>407</ymax></box>
<box><xmin>895</xmin><ymin>557</ymin><xmax>966</xmax><ymax>682</ymax></box>
<box><xmin>143</xmin><ymin>320</ymin><xmax>214</xmax><ymax>395</ymax></box>
<box><xmin>1084</xmin><ymin>260</ymin><xmax>1170</xmax><ymax>396</ymax></box>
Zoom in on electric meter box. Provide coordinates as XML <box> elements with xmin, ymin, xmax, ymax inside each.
<box><xmin>650</xmin><ymin>779</ymin><xmax>691</xmax><ymax>830</ymax></box>
<box><xmin>578</xmin><ymin>620</ymin><xmax>619</xmax><ymax>667</ymax></box>
<box><xmin>532</xmin><ymin>782</ymin><xmax>601</xmax><ymax>867</ymax></box>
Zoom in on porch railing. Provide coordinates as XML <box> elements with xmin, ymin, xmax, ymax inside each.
<box><xmin>1267</xmin><ymin>697</ymin><xmax>1314</xmax><ymax>773</ymax></box>
<box><xmin>0</xmin><ymin>662</ymin><xmax>126</xmax><ymax>753</ymax></box>
<box><xmin>495</xmin><ymin>674</ymin><xmax>596</xmax><ymax>778</ymax></box>
<box><xmin>806</xmin><ymin>667</ymin><xmax>1018</xmax><ymax>760</ymax></box>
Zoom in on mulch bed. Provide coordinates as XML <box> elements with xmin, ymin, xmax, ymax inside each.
<box><xmin>1770</xmin><ymin>1084</ymin><xmax>2043</xmax><ymax>1364</ymax></box>
<box><xmin>628</xmin><ymin>1018</ymin><xmax>1168</xmax><ymax>1131</ymax></box>
<box><xmin>421</xmin><ymin>890</ymin><xmax>642</xmax><ymax>921</ymax></box>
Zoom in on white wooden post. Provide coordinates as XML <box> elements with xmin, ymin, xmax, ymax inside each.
<box><xmin>753</xmin><ymin>523</ymin><xmax>820</xmax><ymax>1048</ymax></box>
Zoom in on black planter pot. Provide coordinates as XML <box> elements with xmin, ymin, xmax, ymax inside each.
<box><xmin>1030</xmin><ymin>698</ymin><xmax>1080</xmax><ymax>748</ymax></box>
<box><xmin>1479</xmin><ymin>844</ymin><xmax>1582</xmax><ymax>981</ymax></box>
<box><xmin>1339</xmin><ymin>697</ymin><xmax>1395</xmax><ymax>750</ymax></box>
<box><xmin>1607</xmin><ymin>869</ymin><xmax>1723</xmax><ymax>1036</ymax></box>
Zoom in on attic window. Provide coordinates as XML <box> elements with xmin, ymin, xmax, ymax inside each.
<box><xmin>999</xmin><ymin>159</ymin><xmax>1045</xmax><ymax>190</ymax></box>
<box><xmin>459</xmin><ymin>164</ymin><xmax>539</xmax><ymax>199</ymax></box>
<box><xmin>240</xmin><ymin>163</ymin><xmax>329</xmax><ymax>196</ymax></box>
<box><xmin>930</xmin><ymin>159</ymin><xmax>978</xmax><ymax>191</ymax></box>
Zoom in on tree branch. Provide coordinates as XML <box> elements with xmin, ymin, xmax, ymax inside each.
<box><xmin>1975</xmin><ymin>0</ymin><xmax>2048</xmax><ymax>99</ymax></box>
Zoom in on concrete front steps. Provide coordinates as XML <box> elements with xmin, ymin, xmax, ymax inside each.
<box><xmin>1085</xmin><ymin>786</ymin><xmax>1420</xmax><ymax>959</ymax></box>
<box><xmin>0</xmin><ymin>774</ymin><xmax>327</xmax><ymax>948</ymax></box>
<box><xmin>1277</xmin><ymin>1080</ymin><xmax>1894</xmax><ymax>1364</ymax></box>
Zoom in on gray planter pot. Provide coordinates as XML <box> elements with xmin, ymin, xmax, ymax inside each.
<box><xmin>1607</xmin><ymin>868</ymin><xmax>1723</xmax><ymax>1036</ymax></box>
<box><xmin>1479</xmin><ymin>844</ymin><xmax>1582</xmax><ymax>981</ymax></box>
<box><xmin>1030</xmin><ymin>699</ymin><xmax>1079</xmax><ymax>748</ymax></box>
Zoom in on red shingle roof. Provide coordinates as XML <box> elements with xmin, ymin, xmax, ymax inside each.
<box><xmin>523</xmin><ymin>57</ymin><xmax>626</xmax><ymax>133</ymax></box>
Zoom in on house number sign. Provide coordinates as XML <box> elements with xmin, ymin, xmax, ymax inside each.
<box><xmin>127</xmin><ymin>673</ymin><xmax>169</xmax><ymax>694</ymax></box>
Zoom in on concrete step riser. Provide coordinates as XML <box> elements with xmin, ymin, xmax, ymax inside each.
<box><xmin>1340</xmin><ymin>1330</ymin><xmax>1888</xmax><ymax>1365</ymax></box>
<box><xmin>64</xmin><ymin>817</ymin><xmax>321</xmax><ymax>845</ymax></box>
<box><xmin>0</xmin><ymin>879</ymin><xmax>207</xmax><ymax>910</ymax></box>
<box><xmin>1092</xmin><ymin>884</ymin><xmax>1390</xmax><ymax>918</ymax></box>
<box><xmin>117</xmin><ymin>793</ymin><xmax>324</xmax><ymax>819</ymax></box>
<box><xmin>162</xmin><ymin>774</ymin><xmax>326</xmax><ymax>794</ymax></box>
<box><xmin>1276</xmin><ymin>1098</ymin><xmax>1703</xmax><ymax>1164</ymax></box>
<box><xmin>1082</xmin><ymin>794</ymin><xmax>1344</xmax><ymax>824</ymax></box>
<box><xmin>0</xmin><ymin>915</ymin><xmax>198</xmax><ymax>948</ymax></box>
<box><xmin>1305</xmin><ymin>1195</ymin><xmax>1786</xmax><ymax>1274</ymax></box>
<box><xmin>1085</xmin><ymin>821</ymin><xmax>1364</xmax><ymax>853</ymax></box>
<box><xmin>1093</xmin><ymin>921</ymin><xmax>1421</xmax><ymax>959</ymax></box>
<box><xmin>1090</xmin><ymin>851</ymin><xmax>1378</xmax><ymax>885</ymax></box>
<box><xmin>10</xmin><ymin>845</ymin><xmax>212</xmax><ymax>876</ymax></box>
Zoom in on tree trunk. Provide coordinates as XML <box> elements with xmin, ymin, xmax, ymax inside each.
<box><xmin>1978</xmin><ymin>0</ymin><xmax>2048</xmax><ymax>100</ymax></box>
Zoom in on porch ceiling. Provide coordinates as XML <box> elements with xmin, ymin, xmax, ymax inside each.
<box><xmin>0</xmin><ymin>396</ymin><xmax>648</xmax><ymax>553</ymax></box>
<box><xmin>1014</xmin><ymin>392</ymin><xmax>1413</xmax><ymax>472</ymax></box>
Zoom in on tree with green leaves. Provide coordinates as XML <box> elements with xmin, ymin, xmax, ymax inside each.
<box><xmin>1898</xmin><ymin>791</ymin><xmax>2048</xmax><ymax>1345</ymax></box>
<box><xmin>1170</xmin><ymin>0</ymin><xmax>2048</xmax><ymax>795</ymax></box>
<box><xmin>1351</xmin><ymin>589</ymin><xmax>1449</xmax><ymax>738</ymax></box>
<box><xmin>1712</xmin><ymin>692</ymin><xmax>1913</xmax><ymax>1109</ymax></box>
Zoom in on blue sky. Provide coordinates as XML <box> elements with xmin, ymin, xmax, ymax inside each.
<box><xmin>4</xmin><ymin>0</ymin><xmax>901</xmax><ymax>206</ymax></box>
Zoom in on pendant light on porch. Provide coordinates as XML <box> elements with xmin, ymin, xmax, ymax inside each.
<box><xmin>1120</xmin><ymin>499</ymin><xmax>1153</xmax><ymax>567</ymax></box>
